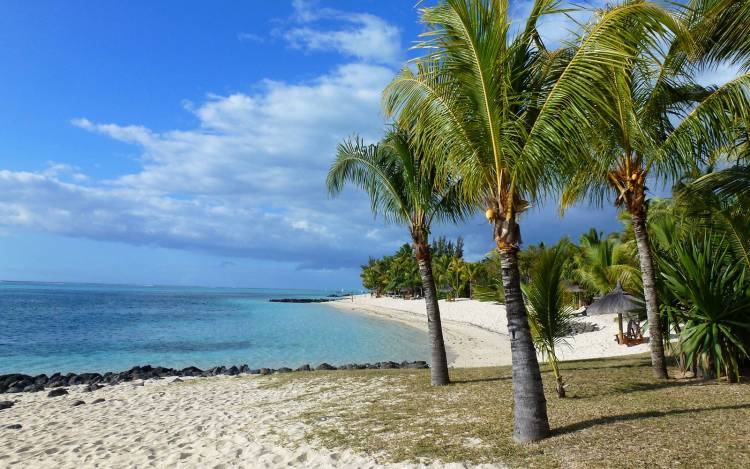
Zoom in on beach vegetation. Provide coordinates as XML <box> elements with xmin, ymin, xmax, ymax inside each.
<box><xmin>328</xmin><ymin>127</ymin><xmax>473</xmax><ymax>385</ymax></box>
<box><xmin>523</xmin><ymin>244</ymin><xmax>574</xmax><ymax>397</ymax></box>
<box><xmin>276</xmin><ymin>354</ymin><xmax>750</xmax><ymax>467</ymax></box>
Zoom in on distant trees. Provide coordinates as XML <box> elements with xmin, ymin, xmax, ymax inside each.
<box><xmin>361</xmin><ymin>237</ymin><xmax>480</xmax><ymax>301</ymax></box>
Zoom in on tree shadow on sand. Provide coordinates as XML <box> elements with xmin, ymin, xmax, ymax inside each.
<box><xmin>450</xmin><ymin>375</ymin><xmax>512</xmax><ymax>385</ymax></box>
<box><xmin>553</xmin><ymin>403</ymin><xmax>750</xmax><ymax>436</ymax></box>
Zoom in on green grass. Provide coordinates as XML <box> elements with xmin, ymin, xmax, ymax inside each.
<box><xmin>261</xmin><ymin>355</ymin><xmax>750</xmax><ymax>468</ymax></box>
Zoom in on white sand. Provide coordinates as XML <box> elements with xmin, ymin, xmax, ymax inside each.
<box><xmin>331</xmin><ymin>295</ymin><xmax>651</xmax><ymax>366</ymax></box>
<box><xmin>0</xmin><ymin>376</ymin><xmax>502</xmax><ymax>468</ymax></box>
<box><xmin>1</xmin><ymin>296</ymin><xmax>649</xmax><ymax>468</ymax></box>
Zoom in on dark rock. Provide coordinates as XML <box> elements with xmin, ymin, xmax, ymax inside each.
<box><xmin>23</xmin><ymin>384</ymin><xmax>45</xmax><ymax>393</ymax></box>
<box><xmin>269</xmin><ymin>298</ymin><xmax>333</xmax><ymax>303</ymax></box>
<box><xmin>377</xmin><ymin>361</ymin><xmax>399</xmax><ymax>369</ymax></box>
<box><xmin>402</xmin><ymin>361</ymin><xmax>429</xmax><ymax>369</ymax></box>
<box><xmin>1</xmin><ymin>374</ymin><xmax>31</xmax><ymax>388</ymax></box>
<box><xmin>7</xmin><ymin>385</ymin><xmax>25</xmax><ymax>393</ymax></box>
<box><xmin>209</xmin><ymin>366</ymin><xmax>226</xmax><ymax>376</ymax></box>
<box><xmin>48</xmin><ymin>372</ymin><xmax>62</xmax><ymax>382</ymax></box>
<box><xmin>365</xmin><ymin>363</ymin><xmax>378</xmax><ymax>369</ymax></box>
<box><xmin>180</xmin><ymin>366</ymin><xmax>203</xmax><ymax>377</ymax></box>
<box><xmin>295</xmin><ymin>364</ymin><xmax>311</xmax><ymax>372</ymax></box>
<box><xmin>0</xmin><ymin>401</ymin><xmax>14</xmax><ymax>410</ymax></box>
<box><xmin>4</xmin><ymin>424</ymin><xmax>22</xmax><ymax>430</ymax></box>
<box><xmin>249</xmin><ymin>369</ymin><xmax>261</xmax><ymax>375</ymax></box>
<box><xmin>259</xmin><ymin>368</ymin><xmax>273</xmax><ymax>375</ymax></box>
<box><xmin>179</xmin><ymin>366</ymin><xmax>203</xmax><ymax>376</ymax></box>
<box><xmin>227</xmin><ymin>366</ymin><xmax>240</xmax><ymax>376</ymax></box>
<box><xmin>315</xmin><ymin>363</ymin><xmax>336</xmax><ymax>371</ymax></box>
<box><xmin>170</xmin><ymin>378</ymin><xmax>183</xmax><ymax>384</ymax></box>
<box><xmin>152</xmin><ymin>367</ymin><xmax>175</xmax><ymax>378</ymax></box>
<box><xmin>84</xmin><ymin>383</ymin><xmax>103</xmax><ymax>392</ymax></box>
<box><xmin>277</xmin><ymin>367</ymin><xmax>292</xmax><ymax>373</ymax></box>
<box><xmin>47</xmin><ymin>380</ymin><xmax>65</xmax><ymax>389</ymax></box>
<box><xmin>63</xmin><ymin>373</ymin><xmax>77</xmax><ymax>385</ymax></box>
<box><xmin>239</xmin><ymin>364</ymin><xmax>250</xmax><ymax>374</ymax></box>
<box><xmin>47</xmin><ymin>388</ymin><xmax>68</xmax><ymax>397</ymax></box>
<box><xmin>33</xmin><ymin>374</ymin><xmax>48</xmax><ymax>386</ymax></box>
<box><xmin>339</xmin><ymin>364</ymin><xmax>357</xmax><ymax>370</ymax></box>
<box><xmin>71</xmin><ymin>400</ymin><xmax>86</xmax><ymax>407</ymax></box>
<box><xmin>91</xmin><ymin>398</ymin><xmax>105</xmax><ymax>404</ymax></box>
<box><xmin>76</xmin><ymin>373</ymin><xmax>102</xmax><ymax>384</ymax></box>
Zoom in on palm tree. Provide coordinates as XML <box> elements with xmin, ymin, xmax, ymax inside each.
<box><xmin>462</xmin><ymin>262</ymin><xmax>482</xmax><ymax>299</ymax></box>
<box><xmin>560</xmin><ymin>1</ymin><xmax>750</xmax><ymax>379</ymax></box>
<box><xmin>523</xmin><ymin>245</ymin><xmax>574</xmax><ymax>398</ymax></box>
<box><xmin>573</xmin><ymin>231</ymin><xmax>641</xmax><ymax>296</ymax></box>
<box><xmin>327</xmin><ymin>127</ymin><xmax>470</xmax><ymax>385</ymax></box>
<box><xmin>384</xmin><ymin>0</ymin><xmax>679</xmax><ymax>441</ymax></box>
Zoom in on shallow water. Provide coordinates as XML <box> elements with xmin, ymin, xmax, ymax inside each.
<box><xmin>0</xmin><ymin>282</ymin><xmax>429</xmax><ymax>374</ymax></box>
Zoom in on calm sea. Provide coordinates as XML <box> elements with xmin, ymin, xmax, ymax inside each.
<box><xmin>0</xmin><ymin>282</ymin><xmax>429</xmax><ymax>375</ymax></box>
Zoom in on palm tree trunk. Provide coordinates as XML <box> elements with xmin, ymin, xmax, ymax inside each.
<box><xmin>549</xmin><ymin>356</ymin><xmax>565</xmax><ymax>398</ymax></box>
<box><xmin>416</xmin><ymin>243</ymin><xmax>450</xmax><ymax>386</ymax></box>
<box><xmin>499</xmin><ymin>247</ymin><xmax>550</xmax><ymax>442</ymax></box>
<box><xmin>631</xmin><ymin>206</ymin><xmax>669</xmax><ymax>379</ymax></box>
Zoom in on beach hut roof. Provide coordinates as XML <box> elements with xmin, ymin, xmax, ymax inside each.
<box><xmin>586</xmin><ymin>283</ymin><xmax>642</xmax><ymax>316</ymax></box>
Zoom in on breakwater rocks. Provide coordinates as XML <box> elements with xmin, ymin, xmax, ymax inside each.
<box><xmin>0</xmin><ymin>360</ymin><xmax>429</xmax><ymax>396</ymax></box>
<box><xmin>269</xmin><ymin>298</ymin><xmax>335</xmax><ymax>303</ymax></box>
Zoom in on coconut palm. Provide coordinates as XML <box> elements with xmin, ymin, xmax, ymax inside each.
<box><xmin>462</xmin><ymin>262</ymin><xmax>482</xmax><ymax>299</ymax></box>
<box><xmin>327</xmin><ymin>127</ymin><xmax>471</xmax><ymax>385</ymax></box>
<box><xmin>383</xmin><ymin>0</ymin><xmax>680</xmax><ymax>441</ymax></box>
<box><xmin>523</xmin><ymin>245</ymin><xmax>574</xmax><ymax>398</ymax></box>
<box><xmin>573</xmin><ymin>231</ymin><xmax>641</xmax><ymax>296</ymax></box>
<box><xmin>560</xmin><ymin>0</ymin><xmax>750</xmax><ymax>379</ymax></box>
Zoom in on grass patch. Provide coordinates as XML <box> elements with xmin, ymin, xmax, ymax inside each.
<box><xmin>270</xmin><ymin>355</ymin><xmax>750</xmax><ymax>468</ymax></box>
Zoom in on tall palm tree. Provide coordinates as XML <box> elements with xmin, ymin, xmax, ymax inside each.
<box><xmin>384</xmin><ymin>0</ymin><xmax>679</xmax><ymax>441</ymax></box>
<box><xmin>560</xmin><ymin>1</ymin><xmax>750</xmax><ymax>379</ymax></box>
<box><xmin>327</xmin><ymin>127</ymin><xmax>471</xmax><ymax>386</ymax></box>
<box><xmin>462</xmin><ymin>262</ymin><xmax>482</xmax><ymax>299</ymax></box>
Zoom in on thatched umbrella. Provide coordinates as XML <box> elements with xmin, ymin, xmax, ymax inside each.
<box><xmin>564</xmin><ymin>283</ymin><xmax>587</xmax><ymax>308</ymax></box>
<box><xmin>586</xmin><ymin>283</ymin><xmax>642</xmax><ymax>343</ymax></box>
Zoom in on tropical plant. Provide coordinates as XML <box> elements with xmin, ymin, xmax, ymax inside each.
<box><xmin>559</xmin><ymin>0</ymin><xmax>750</xmax><ymax>379</ymax></box>
<box><xmin>383</xmin><ymin>0</ymin><xmax>683</xmax><ymax>440</ymax></box>
<box><xmin>361</xmin><ymin>257</ymin><xmax>389</xmax><ymax>297</ymax></box>
<box><xmin>462</xmin><ymin>262</ymin><xmax>483</xmax><ymax>299</ymax></box>
<box><xmin>327</xmin><ymin>127</ymin><xmax>471</xmax><ymax>385</ymax></box>
<box><xmin>573</xmin><ymin>231</ymin><xmax>641</xmax><ymax>296</ymax></box>
<box><xmin>523</xmin><ymin>245</ymin><xmax>574</xmax><ymax>398</ymax></box>
<box><xmin>659</xmin><ymin>233</ymin><xmax>750</xmax><ymax>382</ymax></box>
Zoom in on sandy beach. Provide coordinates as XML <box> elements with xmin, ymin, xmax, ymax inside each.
<box><xmin>330</xmin><ymin>295</ymin><xmax>652</xmax><ymax>366</ymax></box>
<box><xmin>1</xmin><ymin>296</ymin><xmax>651</xmax><ymax>468</ymax></box>
<box><xmin>0</xmin><ymin>374</ymin><xmax>501</xmax><ymax>469</ymax></box>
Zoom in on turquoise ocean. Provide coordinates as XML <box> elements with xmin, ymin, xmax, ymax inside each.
<box><xmin>0</xmin><ymin>282</ymin><xmax>429</xmax><ymax>375</ymax></box>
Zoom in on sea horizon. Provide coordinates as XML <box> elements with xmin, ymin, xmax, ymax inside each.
<box><xmin>0</xmin><ymin>281</ymin><xmax>427</xmax><ymax>376</ymax></box>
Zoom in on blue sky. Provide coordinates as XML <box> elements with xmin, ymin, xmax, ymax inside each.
<box><xmin>0</xmin><ymin>1</ymin><xmax>738</xmax><ymax>289</ymax></box>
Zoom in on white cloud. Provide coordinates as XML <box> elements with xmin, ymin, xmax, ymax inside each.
<box><xmin>0</xmin><ymin>56</ymin><xmax>405</xmax><ymax>269</ymax></box>
<box><xmin>282</xmin><ymin>0</ymin><xmax>401</xmax><ymax>65</ymax></box>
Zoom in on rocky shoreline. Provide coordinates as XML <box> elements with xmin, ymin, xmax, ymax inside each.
<box><xmin>268</xmin><ymin>298</ymin><xmax>335</xmax><ymax>303</ymax></box>
<box><xmin>0</xmin><ymin>360</ymin><xmax>428</xmax><ymax>396</ymax></box>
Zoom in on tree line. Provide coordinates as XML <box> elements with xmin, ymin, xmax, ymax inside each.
<box><xmin>328</xmin><ymin>0</ymin><xmax>750</xmax><ymax>443</ymax></box>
